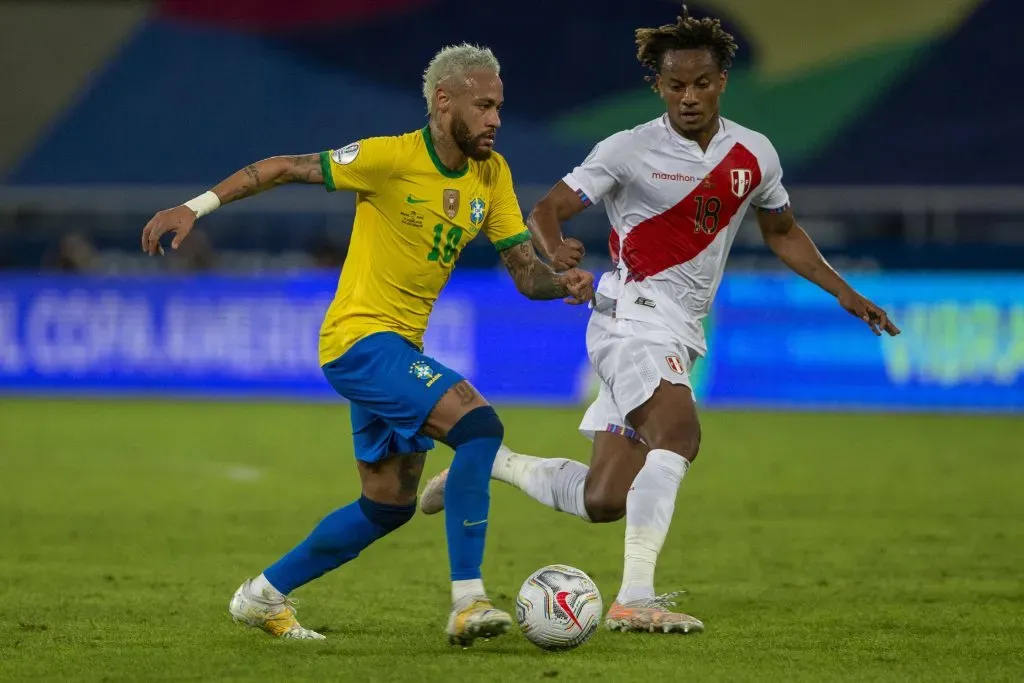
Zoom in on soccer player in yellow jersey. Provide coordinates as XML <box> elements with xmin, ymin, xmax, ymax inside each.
<box><xmin>141</xmin><ymin>43</ymin><xmax>594</xmax><ymax>646</ymax></box>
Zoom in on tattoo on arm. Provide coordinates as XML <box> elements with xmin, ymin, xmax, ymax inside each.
<box><xmin>499</xmin><ymin>242</ymin><xmax>567</xmax><ymax>299</ymax></box>
<box><xmin>283</xmin><ymin>154</ymin><xmax>324</xmax><ymax>185</ymax></box>
<box><xmin>217</xmin><ymin>162</ymin><xmax>270</xmax><ymax>203</ymax></box>
<box><xmin>216</xmin><ymin>154</ymin><xmax>324</xmax><ymax>205</ymax></box>
<box><xmin>243</xmin><ymin>164</ymin><xmax>261</xmax><ymax>187</ymax></box>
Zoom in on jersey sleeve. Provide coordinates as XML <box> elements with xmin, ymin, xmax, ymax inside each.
<box><xmin>318</xmin><ymin>136</ymin><xmax>399</xmax><ymax>194</ymax></box>
<box><xmin>561</xmin><ymin>130</ymin><xmax>632</xmax><ymax>207</ymax></box>
<box><xmin>750</xmin><ymin>137</ymin><xmax>791</xmax><ymax>211</ymax></box>
<box><xmin>482</xmin><ymin>158</ymin><xmax>531</xmax><ymax>251</ymax></box>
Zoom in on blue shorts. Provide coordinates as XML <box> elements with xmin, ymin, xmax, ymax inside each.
<box><xmin>322</xmin><ymin>332</ymin><xmax>464</xmax><ymax>463</ymax></box>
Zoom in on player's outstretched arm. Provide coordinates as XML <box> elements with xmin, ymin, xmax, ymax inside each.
<box><xmin>141</xmin><ymin>154</ymin><xmax>323</xmax><ymax>255</ymax></box>
<box><xmin>756</xmin><ymin>206</ymin><xmax>900</xmax><ymax>337</ymax></box>
<box><xmin>526</xmin><ymin>181</ymin><xmax>588</xmax><ymax>271</ymax></box>
<box><xmin>498</xmin><ymin>240</ymin><xmax>594</xmax><ymax>305</ymax></box>
<box><xmin>211</xmin><ymin>154</ymin><xmax>324</xmax><ymax>203</ymax></box>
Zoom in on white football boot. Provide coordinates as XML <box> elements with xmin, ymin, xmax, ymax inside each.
<box><xmin>446</xmin><ymin>596</ymin><xmax>513</xmax><ymax>647</ymax></box>
<box><xmin>419</xmin><ymin>468</ymin><xmax>449</xmax><ymax>515</ymax></box>
<box><xmin>229</xmin><ymin>578</ymin><xmax>326</xmax><ymax>640</ymax></box>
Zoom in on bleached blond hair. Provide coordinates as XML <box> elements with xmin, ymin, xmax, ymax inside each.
<box><xmin>422</xmin><ymin>43</ymin><xmax>500</xmax><ymax>115</ymax></box>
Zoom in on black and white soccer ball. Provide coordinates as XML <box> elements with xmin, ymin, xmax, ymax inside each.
<box><xmin>515</xmin><ymin>564</ymin><xmax>602</xmax><ymax>651</ymax></box>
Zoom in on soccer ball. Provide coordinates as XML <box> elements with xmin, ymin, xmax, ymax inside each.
<box><xmin>515</xmin><ymin>564</ymin><xmax>603</xmax><ymax>651</ymax></box>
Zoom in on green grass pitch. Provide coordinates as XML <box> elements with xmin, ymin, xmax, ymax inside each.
<box><xmin>1</xmin><ymin>399</ymin><xmax>1022</xmax><ymax>682</ymax></box>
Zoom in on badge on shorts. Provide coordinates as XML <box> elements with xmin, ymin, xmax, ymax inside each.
<box><xmin>443</xmin><ymin>189</ymin><xmax>460</xmax><ymax>219</ymax></box>
<box><xmin>665</xmin><ymin>355</ymin><xmax>685</xmax><ymax>374</ymax></box>
<box><xmin>410</xmin><ymin>360</ymin><xmax>443</xmax><ymax>387</ymax></box>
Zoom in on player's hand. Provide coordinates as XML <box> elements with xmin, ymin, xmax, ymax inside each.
<box><xmin>838</xmin><ymin>287</ymin><xmax>900</xmax><ymax>336</ymax></box>
<box><xmin>559</xmin><ymin>268</ymin><xmax>594</xmax><ymax>305</ymax></box>
<box><xmin>550</xmin><ymin>238</ymin><xmax>585</xmax><ymax>271</ymax></box>
<box><xmin>141</xmin><ymin>205</ymin><xmax>197</xmax><ymax>256</ymax></box>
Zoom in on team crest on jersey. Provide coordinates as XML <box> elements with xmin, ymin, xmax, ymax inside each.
<box><xmin>731</xmin><ymin>168</ymin><xmax>752</xmax><ymax>197</ymax></box>
<box><xmin>665</xmin><ymin>355</ymin><xmax>685</xmax><ymax>375</ymax></box>
<box><xmin>469</xmin><ymin>197</ymin><xmax>486</xmax><ymax>226</ymax></box>
<box><xmin>443</xmin><ymin>189</ymin><xmax>460</xmax><ymax>219</ymax></box>
<box><xmin>331</xmin><ymin>142</ymin><xmax>360</xmax><ymax>165</ymax></box>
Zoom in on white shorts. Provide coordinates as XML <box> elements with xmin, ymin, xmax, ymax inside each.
<box><xmin>578</xmin><ymin>310</ymin><xmax>699</xmax><ymax>442</ymax></box>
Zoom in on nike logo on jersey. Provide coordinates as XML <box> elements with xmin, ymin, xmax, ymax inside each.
<box><xmin>462</xmin><ymin>519</ymin><xmax>488</xmax><ymax>527</ymax></box>
<box><xmin>406</xmin><ymin>195</ymin><xmax>429</xmax><ymax>204</ymax></box>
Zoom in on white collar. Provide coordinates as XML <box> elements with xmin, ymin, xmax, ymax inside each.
<box><xmin>661</xmin><ymin>113</ymin><xmax>729</xmax><ymax>155</ymax></box>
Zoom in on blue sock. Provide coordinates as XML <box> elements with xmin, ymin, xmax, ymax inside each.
<box><xmin>263</xmin><ymin>496</ymin><xmax>415</xmax><ymax>595</ymax></box>
<box><xmin>443</xmin><ymin>406</ymin><xmax>504</xmax><ymax>582</ymax></box>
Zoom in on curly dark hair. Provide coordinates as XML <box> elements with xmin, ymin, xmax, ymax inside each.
<box><xmin>635</xmin><ymin>4</ymin><xmax>738</xmax><ymax>90</ymax></box>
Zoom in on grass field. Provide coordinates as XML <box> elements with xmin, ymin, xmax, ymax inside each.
<box><xmin>1</xmin><ymin>399</ymin><xmax>1022</xmax><ymax>682</ymax></box>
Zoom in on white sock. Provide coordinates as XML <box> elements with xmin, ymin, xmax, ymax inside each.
<box><xmin>616</xmin><ymin>449</ymin><xmax>689</xmax><ymax>605</ymax></box>
<box><xmin>451</xmin><ymin>578</ymin><xmax>486</xmax><ymax>606</ymax></box>
<box><xmin>250</xmin><ymin>573</ymin><xmax>283</xmax><ymax>600</ymax></box>
<box><xmin>492</xmin><ymin>445</ymin><xmax>590</xmax><ymax>521</ymax></box>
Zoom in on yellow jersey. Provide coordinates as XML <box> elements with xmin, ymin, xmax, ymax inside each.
<box><xmin>316</xmin><ymin>126</ymin><xmax>531</xmax><ymax>365</ymax></box>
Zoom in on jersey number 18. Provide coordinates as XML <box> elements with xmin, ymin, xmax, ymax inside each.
<box><xmin>693</xmin><ymin>196</ymin><xmax>722</xmax><ymax>235</ymax></box>
<box><xmin>427</xmin><ymin>223</ymin><xmax>464</xmax><ymax>264</ymax></box>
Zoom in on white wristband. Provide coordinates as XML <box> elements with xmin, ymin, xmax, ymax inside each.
<box><xmin>183</xmin><ymin>190</ymin><xmax>221</xmax><ymax>218</ymax></box>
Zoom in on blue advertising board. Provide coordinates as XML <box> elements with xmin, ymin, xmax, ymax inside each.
<box><xmin>0</xmin><ymin>271</ymin><xmax>1021</xmax><ymax>412</ymax></box>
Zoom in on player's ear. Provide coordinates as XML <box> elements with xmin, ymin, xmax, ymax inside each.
<box><xmin>435</xmin><ymin>88</ymin><xmax>451</xmax><ymax>115</ymax></box>
<box><xmin>719</xmin><ymin>69</ymin><xmax>729</xmax><ymax>94</ymax></box>
<box><xmin>654</xmin><ymin>73</ymin><xmax>664</xmax><ymax>96</ymax></box>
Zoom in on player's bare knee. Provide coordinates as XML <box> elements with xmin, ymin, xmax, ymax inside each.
<box><xmin>584</xmin><ymin>493</ymin><xmax>625</xmax><ymax>523</ymax></box>
<box><xmin>646</xmin><ymin>421</ymin><xmax>701</xmax><ymax>463</ymax></box>
<box><xmin>583</xmin><ymin>480</ymin><xmax>626</xmax><ymax>523</ymax></box>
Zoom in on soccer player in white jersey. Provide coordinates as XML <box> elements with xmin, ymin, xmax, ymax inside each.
<box><xmin>421</xmin><ymin>5</ymin><xmax>901</xmax><ymax>634</ymax></box>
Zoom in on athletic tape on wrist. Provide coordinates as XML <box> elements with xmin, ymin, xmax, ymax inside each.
<box><xmin>183</xmin><ymin>190</ymin><xmax>221</xmax><ymax>218</ymax></box>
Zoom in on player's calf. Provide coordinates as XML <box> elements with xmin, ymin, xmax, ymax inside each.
<box><xmin>611</xmin><ymin>381</ymin><xmax>699</xmax><ymax>606</ymax></box>
<box><xmin>421</xmin><ymin>444</ymin><xmax>594</xmax><ymax>521</ymax></box>
<box><xmin>422</xmin><ymin>431</ymin><xmax>646</xmax><ymax>524</ymax></box>
<box><xmin>424</xmin><ymin>383</ymin><xmax>508</xmax><ymax>620</ymax></box>
<box><xmin>581</xmin><ymin>429</ymin><xmax>648</xmax><ymax>523</ymax></box>
<box><xmin>258</xmin><ymin>494</ymin><xmax>416</xmax><ymax>600</ymax></box>
<box><xmin>582</xmin><ymin>482</ymin><xmax>627</xmax><ymax>523</ymax></box>
<box><xmin>441</xmin><ymin>404</ymin><xmax>504</xmax><ymax>594</ymax></box>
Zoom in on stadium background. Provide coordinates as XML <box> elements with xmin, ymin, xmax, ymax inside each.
<box><xmin>1</xmin><ymin>0</ymin><xmax>1021</xmax><ymax>409</ymax></box>
<box><xmin>1</xmin><ymin>2</ymin><xmax>1022</xmax><ymax>680</ymax></box>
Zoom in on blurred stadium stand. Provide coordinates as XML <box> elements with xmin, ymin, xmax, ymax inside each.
<box><xmin>1</xmin><ymin>0</ymin><xmax>1022</xmax><ymax>276</ymax></box>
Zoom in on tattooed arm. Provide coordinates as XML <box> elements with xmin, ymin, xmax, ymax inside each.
<box><xmin>141</xmin><ymin>154</ymin><xmax>323</xmax><ymax>254</ymax></box>
<box><xmin>210</xmin><ymin>154</ymin><xmax>324</xmax><ymax>204</ymax></box>
<box><xmin>499</xmin><ymin>241</ymin><xmax>594</xmax><ymax>304</ymax></box>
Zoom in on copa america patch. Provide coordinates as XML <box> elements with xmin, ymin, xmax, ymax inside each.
<box><xmin>331</xmin><ymin>142</ymin><xmax>360</xmax><ymax>165</ymax></box>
